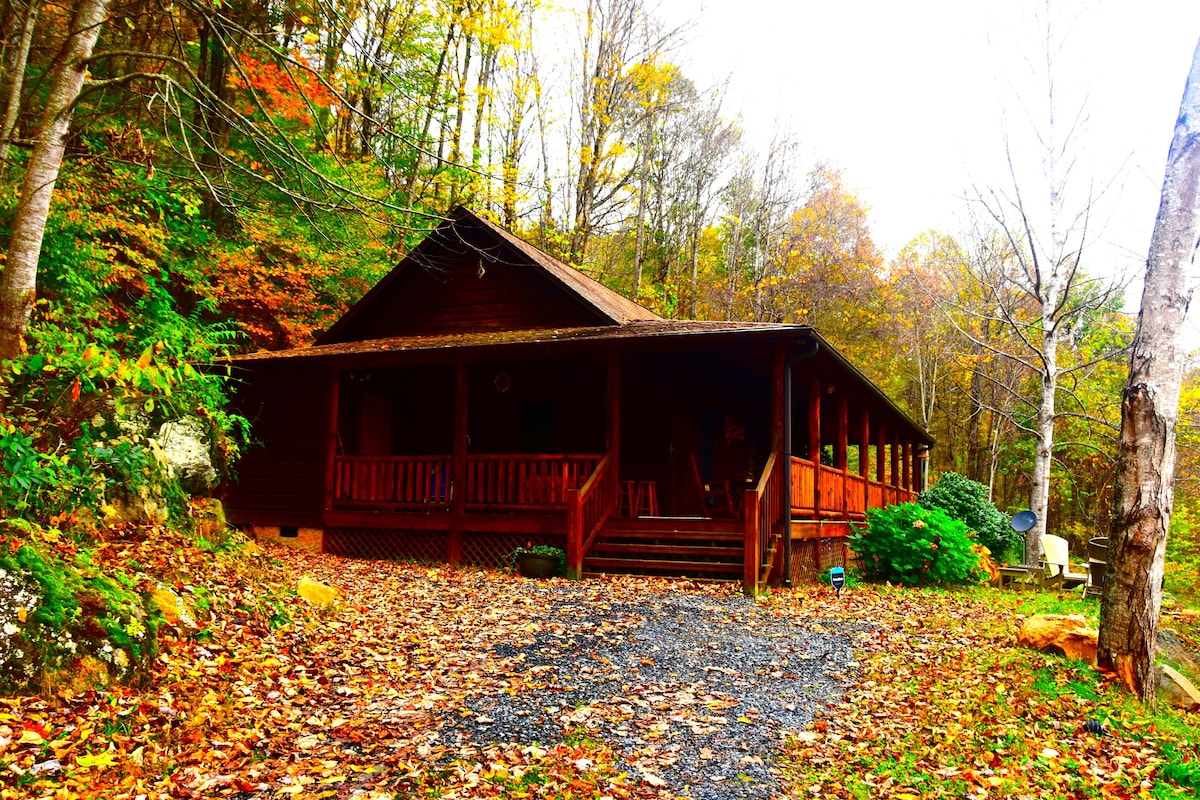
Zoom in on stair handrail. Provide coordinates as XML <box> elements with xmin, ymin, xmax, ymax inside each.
<box><xmin>743</xmin><ymin>451</ymin><xmax>781</xmax><ymax>595</ymax></box>
<box><xmin>566</xmin><ymin>453</ymin><xmax>615</xmax><ymax>579</ymax></box>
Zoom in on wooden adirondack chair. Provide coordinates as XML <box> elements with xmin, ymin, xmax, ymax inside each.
<box><xmin>1039</xmin><ymin>534</ymin><xmax>1088</xmax><ymax>589</ymax></box>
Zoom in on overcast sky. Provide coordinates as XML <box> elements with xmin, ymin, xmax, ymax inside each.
<box><xmin>648</xmin><ymin>0</ymin><xmax>1200</xmax><ymax>343</ymax></box>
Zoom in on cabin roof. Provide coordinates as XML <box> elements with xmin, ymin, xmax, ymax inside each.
<box><xmin>467</xmin><ymin>212</ymin><xmax>661</xmax><ymax>326</ymax></box>
<box><xmin>236</xmin><ymin>320</ymin><xmax>793</xmax><ymax>362</ymax></box>
<box><xmin>316</xmin><ymin>208</ymin><xmax>658</xmax><ymax>345</ymax></box>
<box><xmin>237</xmin><ymin>208</ymin><xmax>932</xmax><ymax>446</ymax></box>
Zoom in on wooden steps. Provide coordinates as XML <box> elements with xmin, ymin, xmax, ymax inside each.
<box><xmin>583</xmin><ymin>517</ymin><xmax>746</xmax><ymax>580</ymax></box>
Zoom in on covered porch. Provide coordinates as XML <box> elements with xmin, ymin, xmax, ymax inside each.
<box><xmin>224</xmin><ymin>326</ymin><xmax>930</xmax><ymax>592</ymax></box>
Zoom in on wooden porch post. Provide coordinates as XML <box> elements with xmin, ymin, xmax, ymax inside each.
<box><xmin>772</xmin><ymin>345</ymin><xmax>786</xmax><ymax>452</ymax></box>
<box><xmin>744</xmin><ymin>487</ymin><xmax>760</xmax><ymax>595</ymax></box>
<box><xmin>903</xmin><ymin>442</ymin><xmax>913</xmax><ymax>495</ymax></box>
<box><xmin>607</xmin><ymin>350</ymin><xmax>621</xmax><ymax>507</ymax></box>
<box><xmin>891</xmin><ymin>431</ymin><xmax>901</xmax><ymax>503</ymax></box>
<box><xmin>859</xmin><ymin>409</ymin><xmax>870</xmax><ymax>512</ymax></box>
<box><xmin>808</xmin><ymin>376</ymin><xmax>821</xmax><ymax>515</ymax></box>
<box><xmin>751</xmin><ymin>344</ymin><xmax>785</xmax><ymax>593</ymax></box>
<box><xmin>837</xmin><ymin>394</ymin><xmax>848</xmax><ymax>516</ymax></box>
<box><xmin>782</xmin><ymin>353</ymin><xmax>794</xmax><ymax>586</ymax></box>
<box><xmin>453</xmin><ymin>363</ymin><xmax>469</xmax><ymax>516</ymax></box>
<box><xmin>447</xmin><ymin>363</ymin><xmax>470</xmax><ymax>564</ymax></box>
<box><xmin>322</xmin><ymin>368</ymin><xmax>340</xmax><ymax>514</ymax></box>
<box><xmin>875</xmin><ymin>422</ymin><xmax>887</xmax><ymax>491</ymax></box>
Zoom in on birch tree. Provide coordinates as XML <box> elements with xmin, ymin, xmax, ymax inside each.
<box><xmin>958</xmin><ymin>4</ymin><xmax>1131</xmax><ymax>564</ymax></box>
<box><xmin>1097</xmin><ymin>37</ymin><xmax>1200</xmax><ymax>702</ymax></box>
<box><xmin>0</xmin><ymin>0</ymin><xmax>110</xmax><ymax>361</ymax></box>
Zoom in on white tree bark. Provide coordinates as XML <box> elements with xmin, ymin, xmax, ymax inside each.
<box><xmin>0</xmin><ymin>0</ymin><xmax>38</xmax><ymax>166</ymax></box>
<box><xmin>1097</xmin><ymin>37</ymin><xmax>1200</xmax><ymax>702</ymax></box>
<box><xmin>1027</xmin><ymin>326</ymin><xmax>1058</xmax><ymax>565</ymax></box>
<box><xmin>0</xmin><ymin>0</ymin><xmax>110</xmax><ymax>361</ymax></box>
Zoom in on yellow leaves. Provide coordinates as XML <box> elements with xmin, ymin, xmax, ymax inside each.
<box><xmin>75</xmin><ymin>751</ymin><xmax>117</xmax><ymax>769</ymax></box>
<box><xmin>18</xmin><ymin>728</ymin><xmax>46</xmax><ymax>745</ymax></box>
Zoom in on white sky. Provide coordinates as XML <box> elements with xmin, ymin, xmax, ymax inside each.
<box><xmin>647</xmin><ymin>0</ymin><xmax>1200</xmax><ymax>343</ymax></box>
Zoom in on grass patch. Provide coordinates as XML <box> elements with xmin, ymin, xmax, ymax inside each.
<box><xmin>776</xmin><ymin>582</ymin><xmax>1199</xmax><ymax>799</ymax></box>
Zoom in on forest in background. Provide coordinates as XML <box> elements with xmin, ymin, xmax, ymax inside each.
<box><xmin>0</xmin><ymin>0</ymin><xmax>1195</xmax><ymax>584</ymax></box>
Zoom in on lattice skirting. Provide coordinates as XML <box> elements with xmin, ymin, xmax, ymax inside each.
<box><xmin>324</xmin><ymin>527</ymin><xmax>565</xmax><ymax>568</ymax></box>
<box><xmin>325</xmin><ymin>528</ymin><xmax>448</xmax><ymax>562</ymax></box>
<box><xmin>789</xmin><ymin>537</ymin><xmax>855</xmax><ymax>584</ymax></box>
<box><xmin>461</xmin><ymin>531</ymin><xmax>564</xmax><ymax>567</ymax></box>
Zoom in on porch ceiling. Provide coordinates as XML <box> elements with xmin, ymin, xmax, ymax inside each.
<box><xmin>228</xmin><ymin>321</ymin><xmax>933</xmax><ymax>447</ymax></box>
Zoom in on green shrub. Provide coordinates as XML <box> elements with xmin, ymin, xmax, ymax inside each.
<box><xmin>849</xmin><ymin>502</ymin><xmax>981</xmax><ymax>586</ymax></box>
<box><xmin>0</xmin><ymin>309</ymin><xmax>249</xmax><ymax>528</ymax></box>
<box><xmin>919</xmin><ymin>472</ymin><xmax>1020</xmax><ymax>562</ymax></box>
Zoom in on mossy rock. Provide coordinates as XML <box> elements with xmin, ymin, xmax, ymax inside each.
<box><xmin>0</xmin><ymin>543</ymin><xmax>161</xmax><ymax>694</ymax></box>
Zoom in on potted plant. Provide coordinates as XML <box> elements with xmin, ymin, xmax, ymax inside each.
<box><xmin>513</xmin><ymin>544</ymin><xmax>564</xmax><ymax>578</ymax></box>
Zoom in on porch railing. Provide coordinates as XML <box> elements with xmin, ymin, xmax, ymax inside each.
<box><xmin>331</xmin><ymin>453</ymin><xmax>601</xmax><ymax>510</ymax></box>
<box><xmin>790</xmin><ymin>460</ymin><xmax>918</xmax><ymax>520</ymax></box>
<box><xmin>744</xmin><ymin>452</ymin><xmax>782</xmax><ymax>595</ymax></box>
<box><xmin>817</xmin><ymin>465</ymin><xmax>845</xmax><ymax>516</ymax></box>
<box><xmin>790</xmin><ymin>456</ymin><xmax>816</xmax><ymax>515</ymax></box>
<box><xmin>463</xmin><ymin>454</ymin><xmax>601</xmax><ymax>510</ymax></box>
<box><xmin>566</xmin><ymin>454</ymin><xmax>616</xmax><ymax>579</ymax></box>
<box><xmin>333</xmin><ymin>455</ymin><xmax>453</xmax><ymax>508</ymax></box>
<box><xmin>846</xmin><ymin>474</ymin><xmax>867</xmax><ymax>517</ymax></box>
<box><xmin>868</xmin><ymin>480</ymin><xmax>884</xmax><ymax>510</ymax></box>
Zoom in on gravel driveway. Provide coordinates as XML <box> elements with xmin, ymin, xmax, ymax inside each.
<box><xmin>433</xmin><ymin>583</ymin><xmax>859</xmax><ymax>799</ymax></box>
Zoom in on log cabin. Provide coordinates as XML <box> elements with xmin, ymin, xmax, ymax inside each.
<box><xmin>223</xmin><ymin>207</ymin><xmax>933</xmax><ymax>593</ymax></box>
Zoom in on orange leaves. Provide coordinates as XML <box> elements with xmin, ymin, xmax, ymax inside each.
<box><xmin>229</xmin><ymin>55</ymin><xmax>332</xmax><ymax>126</ymax></box>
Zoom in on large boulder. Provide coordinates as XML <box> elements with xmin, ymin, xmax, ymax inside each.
<box><xmin>148</xmin><ymin>585</ymin><xmax>198</xmax><ymax>631</ymax></box>
<box><xmin>154</xmin><ymin>419</ymin><xmax>217</xmax><ymax>495</ymax></box>
<box><xmin>1156</xmin><ymin>665</ymin><xmax>1200</xmax><ymax>712</ymax></box>
<box><xmin>1157</xmin><ymin>628</ymin><xmax>1200</xmax><ymax>680</ymax></box>
<box><xmin>297</xmin><ymin>577</ymin><xmax>339</xmax><ymax>609</ymax></box>
<box><xmin>1017</xmin><ymin>614</ymin><xmax>1098</xmax><ymax>664</ymax></box>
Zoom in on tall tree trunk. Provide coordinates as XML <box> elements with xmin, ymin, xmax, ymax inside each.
<box><xmin>195</xmin><ymin>16</ymin><xmax>233</xmax><ymax>233</ymax></box>
<box><xmin>966</xmin><ymin>329</ymin><xmax>988</xmax><ymax>482</ymax></box>
<box><xmin>632</xmin><ymin>119</ymin><xmax>649</xmax><ymax>297</ymax></box>
<box><xmin>1027</xmin><ymin>330</ymin><xmax>1058</xmax><ymax>565</ymax></box>
<box><xmin>404</xmin><ymin>21</ymin><xmax>455</xmax><ymax>206</ymax></box>
<box><xmin>0</xmin><ymin>0</ymin><xmax>109</xmax><ymax>361</ymax></box>
<box><xmin>1097</xmin><ymin>37</ymin><xmax>1200</xmax><ymax>701</ymax></box>
<box><xmin>0</xmin><ymin>0</ymin><xmax>37</xmax><ymax>166</ymax></box>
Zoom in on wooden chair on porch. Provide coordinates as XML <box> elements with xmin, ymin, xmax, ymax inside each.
<box><xmin>688</xmin><ymin>453</ymin><xmax>734</xmax><ymax>518</ymax></box>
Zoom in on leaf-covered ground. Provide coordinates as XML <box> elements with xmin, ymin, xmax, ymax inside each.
<box><xmin>1</xmin><ymin>536</ymin><xmax>1197</xmax><ymax>799</ymax></box>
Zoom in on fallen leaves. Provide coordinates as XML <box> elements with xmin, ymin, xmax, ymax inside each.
<box><xmin>770</xmin><ymin>584</ymin><xmax>1198</xmax><ymax>799</ymax></box>
<box><xmin>1</xmin><ymin>539</ymin><xmax>1196</xmax><ymax>799</ymax></box>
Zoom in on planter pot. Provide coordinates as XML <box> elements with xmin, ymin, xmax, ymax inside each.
<box><xmin>516</xmin><ymin>552</ymin><xmax>560</xmax><ymax>578</ymax></box>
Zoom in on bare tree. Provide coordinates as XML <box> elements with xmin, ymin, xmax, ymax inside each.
<box><xmin>1097</xmin><ymin>37</ymin><xmax>1200</xmax><ymax>702</ymax></box>
<box><xmin>955</xmin><ymin>3</ymin><xmax>1133</xmax><ymax>564</ymax></box>
<box><xmin>567</xmin><ymin>0</ymin><xmax>676</xmax><ymax>262</ymax></box>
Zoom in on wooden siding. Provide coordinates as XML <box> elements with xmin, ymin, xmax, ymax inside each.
<box><xmin>325</xmin><ymin>252</ymin><xmax>605</xmax><ymax>342</ymax></box>
<box><xmin>224</xmin><ymin>363</ymin><xmax>329</xmax><ymax>527</ymax></box>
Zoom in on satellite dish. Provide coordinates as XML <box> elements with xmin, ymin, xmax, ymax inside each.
<box><xmin>1011</xmin><ymin>510</ymin><xmax>1038</xmax><ymax>532</ymax></box>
